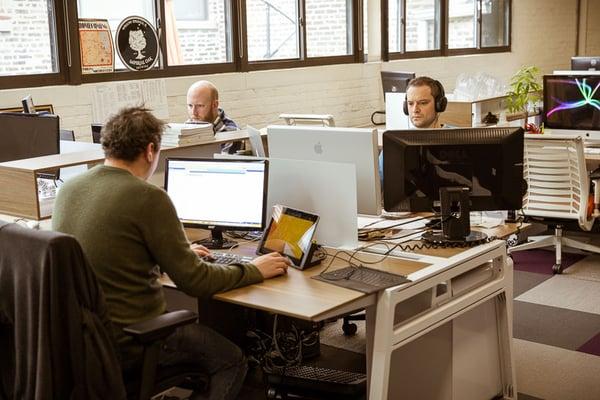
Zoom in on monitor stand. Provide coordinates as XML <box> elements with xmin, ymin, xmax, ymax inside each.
<box><xmin>422</xmin><ymin>187</ymin><xmax>487</xmax><ymax>245</ymax></box>
<box><xmin>194</xmin><ymin>229</ymin><xmax>238</xmax><ymax>250</ymax></box>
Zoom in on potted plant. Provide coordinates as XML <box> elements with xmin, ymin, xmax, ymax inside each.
<box><xmin>506</xmin><ymin>65</ymin><xmax>542</xmax><ymax>129</ymax></box>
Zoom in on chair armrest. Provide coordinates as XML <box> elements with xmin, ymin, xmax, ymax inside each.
<box><xmin>123</xmin><ymin>310</ymin><xmax>197</xmax><ymax>344</ymax></box>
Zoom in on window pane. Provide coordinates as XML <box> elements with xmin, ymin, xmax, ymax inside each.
<box><xmin>448</xmin><ymin>0</ymin><xmax>476</xmax><ymax>49</ymax></box>
<box><xmin>481</xmin><ymin>0</ymin><xmax>508</xmax><ymax>47</ymax></box>
<box><xmin>77</xmin><ymin>0</ymin><xmax>156</xmax><ymax>70</ymax></box>
<box><xmin>405</xmin><ymin>0</ymin><xmax>439</xmax><ymax>52</ymax></box>
<box><xmin>306</xmin><ymin>0</ymin><xmax>351</xmax><ymax>57</ymax></box>
<box><xmin>246</xmin><ymin>0</ymin><xmax>298</xmax><ymax>61</ymax></box>
<box><xmin>0</xmin><ymin>0</ymin><xmax>58</xmax><ymax>76</ymax></box>
<box><xmin>388</xmin><ymin>0</ymin><xmax>402</xmax><ymax>53</ymax></box>
<box><xmin>173</xmin><ymin>0</ymin><xmax>209</xmax><ymax>20</ymax></box>
<box><xmin>166</xmin><ymin>0</ymin><xmax>232</xmax><ymax>65</ymax></box>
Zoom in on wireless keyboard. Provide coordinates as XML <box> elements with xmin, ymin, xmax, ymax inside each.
<box><xmin>202</xmin><ymin>252</ymin><xmax>252</xmax><ymax>265</ymax></box>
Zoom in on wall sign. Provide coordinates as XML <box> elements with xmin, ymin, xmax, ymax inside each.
<box><xmin>78</xmin><ymin>19</ymin><xmax>114</xmax><ymax>74</ymax></box>
<box><xmin>115</xmin><ymin>16</ymin><xmax>159</xmax><ymax>71</ymax></box>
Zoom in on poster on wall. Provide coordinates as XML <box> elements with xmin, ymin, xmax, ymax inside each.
<box><xmin>115</xmin><ymin>16</ymin><xmax>160</xmax><ymax>71</ymax></box>
<box><xmin>78</xmin><ymin>19</ymin><xmax>114</xmax><ymax>74</ymax></box>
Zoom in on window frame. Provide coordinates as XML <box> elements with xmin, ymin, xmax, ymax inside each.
<box><xmin>0</xmin><ymin>0</ymin><xmax>364</xmax><ymax>89</ymax></box>
<box><xmin>240</xmin><ymin>0</ymin><xmax>364</xmax><ymax>71</ymax></box>
<box><xmin>0</xmin><ymin>0</ymin><xmax>70</xmax><ymax>90</ymax></box>
<box><xmin>381</xmin><ymin>0</ymin><xmax>511</xmax><ymax>61</ymax></box>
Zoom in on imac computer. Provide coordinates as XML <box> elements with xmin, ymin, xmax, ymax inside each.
<box><xmin>164</xmin><ymin>158</ymin><xmax>269</xmax><ymax>249</ymax></box>
<box><xmin>571</xmin><ymin>56</ymin><xmax>600</xmax><ymax>71</ymax></box>
<box><xmin>381</xmin><ymin>71</ymin><xmax>416</xmax><ymax>99</ymax></box>
<box><xmin>267</xmin><ymin>125</ymin><xmax>381</xmax><ymax>215</ymax></box>
<box><xmin>382</xmin><ymin>127</ymin><xmax>524</xmax><ymax>244</ymax></box>
<box><xmin>0</xmin><ymin>112</ymin><xmax>60</xmax><ymax>163</ymax></box>
<box><xmin>543</xmin><ymin>74</ymin><xmax>600</xmax><ymax>141</ymax></box>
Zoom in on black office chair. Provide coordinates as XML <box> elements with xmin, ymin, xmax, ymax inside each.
<box><xmin>0</xmin><ymin>221</ymin><xmax>207</xmax><ymax>400</ymax></box>
<box><xmin>60</xmin><ymin>128</ymin><xmax>75</xmax><ymax>141</ymax></box>
<box><xmin>91</xmin><ymin>123</ymin><xmax>103</xmax><ymax>144</ymax></box>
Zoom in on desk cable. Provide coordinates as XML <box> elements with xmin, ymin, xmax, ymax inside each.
<box><xmin>321</xmin><ymin>214</ymin><xmax>525</xmax><ymax>283</ymax></box>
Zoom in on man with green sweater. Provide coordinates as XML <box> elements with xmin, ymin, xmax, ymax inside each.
<box><xmin>52</xmin><ymin>106</ymin><xmax>290</xmax><ymax>400</ymax></box>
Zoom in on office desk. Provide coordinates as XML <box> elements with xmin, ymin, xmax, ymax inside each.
<box><xmin>175</xmin><ymin>227</ymin><xmax>518</xmax><ymax>400</ymax></box>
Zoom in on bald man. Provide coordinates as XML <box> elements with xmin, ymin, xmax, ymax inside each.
<box><xmin>186</xmin><ymin>80</ymin><xmax>242</xmax><ymax>154</ymax></box>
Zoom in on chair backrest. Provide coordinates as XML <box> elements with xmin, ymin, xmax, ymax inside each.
<box><xmin>60</xmin><ymin>128</ymin><xmax>75</xmax><ymax>141</ymax></box>
<box><xmin>0</xmin><ymin>221</ymin><xmax>126</xmax><ymax>399</ymax></box>
<box><xmin>279</xmin><ymin>113</ymin><xmax>335</xmax><ymax>127</ymax></box>
<box><xmin>522</xmin><ymin>134</ymin><xmax>594</xmax><ymax>230</ymax></box>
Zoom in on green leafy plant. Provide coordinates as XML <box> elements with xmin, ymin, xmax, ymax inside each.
<box><xmin>506</xmin><ymin>65</ymin><xmax>542</xmax><ymax>127</ymax></box>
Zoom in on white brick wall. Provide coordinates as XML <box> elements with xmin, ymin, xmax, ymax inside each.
<box><xmin>0</xmin><ymin>0</ymin><xmax>594</xmax><ymax>142</ymax></box>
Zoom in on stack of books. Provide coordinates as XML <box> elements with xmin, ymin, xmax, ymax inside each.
<box><xmin>161</xmin><ymin>123</ymin><xmax>214</xmax><ymax>147</ymax></box>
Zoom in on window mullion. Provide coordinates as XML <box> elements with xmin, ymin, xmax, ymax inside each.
<box><xmin>299</xmin><ymin>0</ymin><xmax>307</xmax><ymax>60</ymax></box>
<box><xmin>401</xmin><ymin>0</ymin><xmax>406</xmax><ymax>53</ymax></box>
<box><xmin>476</xmin><ymin>0</ymin><xmax>482</xmax><ymax>49</ymax></box>
<box><xmin>64</xmin><ymin>0</ymin><xmax>82</xmax><ymax>84</ymax></box>
<box><xmin>156</xmin><ymin>0</ymin><xmax>167</xmax><ymax>68</ymax></box>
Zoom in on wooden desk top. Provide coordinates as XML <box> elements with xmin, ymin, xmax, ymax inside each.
<box><xmin>176</xmin><ymin>221</ymin><xmax>523</xmax><ymax>320</ymax></box>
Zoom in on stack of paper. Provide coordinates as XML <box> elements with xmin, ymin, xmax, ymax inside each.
<box><xmin>161</xmin><ymin>123</ymin><xmax>214</xmax><ymax>147</ymax></box>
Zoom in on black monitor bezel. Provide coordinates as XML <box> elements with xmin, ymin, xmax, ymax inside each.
<box><xmin>381</xmin><ymin>71</ymin><xmax>416</xmax><ymax>99</ymax></box>
<box><xmin>0</xmin><ymin>112</ymin><xmax>60</xmax><ymax>163</ymax></box>
<box><xmin>571</xmin><ymin>56</ymin><xmax>600</xmax><ymax>71</ymax></box>
<box><xmin>163</xmin><ymin>157</ymin><xmax>269</xmax><ymax>232</ymax></box>
<box><xmin>382</xmin><ymin>127</ymin><xmax>524</xmax><ymax>213</ymax></box>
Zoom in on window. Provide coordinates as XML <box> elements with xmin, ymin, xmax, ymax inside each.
<box><xmin>246</xmin><ymin>0</ymin><xmax>358</xmax><ymax>65</ymax></box>
<box><xmin>173</xmin><ymin>0</ymin><xmax>209</xmax><ymax>21</ymax></box>
<box><xmin>306</xmin><ymin>0</ymin><xmax>352</xmax><ymax>57</ymax></box>
<box><xmin>0</xmin><ymin>0</ymin><xmax>362</xmax><ymax>89</ymax></box>
<box><xmin>0</xmin><ymin>0</ymin><xmax>59</xmax><ymax>76</ymax></box>
<box><xmin>166</xmin><ymin>0</ymin><xmax>232</xmax><ymax>65</ymax></box>
<box><xmin>246</xmin><ymin>0</ymin><xmax>299</xmax><ymax>61</ymax></box>
<box><xmin>383</xmin><ymin>0</ymin><xmax>510</xmax><ymax>60</ymax></box>
<box><xmin>77</xmin><ymin>0</ymin><xmax>156</xmax><ymax>71</ymax></box>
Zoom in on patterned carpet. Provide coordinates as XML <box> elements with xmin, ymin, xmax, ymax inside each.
<box><xmin>320</xmin><ymin>248</ymin><xmax>600</xmax><ymax>400</ymax></box>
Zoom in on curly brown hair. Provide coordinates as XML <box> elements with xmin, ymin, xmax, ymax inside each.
<box><xmin>101</xmin><ymin>106</ymin><xmax>165</xmax><ymax>161</ymax></box>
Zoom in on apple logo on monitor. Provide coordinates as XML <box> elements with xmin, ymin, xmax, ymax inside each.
<box><xmin>314</xmin><ymin>142</ymin><xmax>323</xmax><ymax>155</ymax></box>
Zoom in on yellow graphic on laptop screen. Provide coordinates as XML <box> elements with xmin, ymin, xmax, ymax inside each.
<box><xmin>264</xmin><ymin>213</ymin><xmax>315</xmax><ymax>260</ymax></box>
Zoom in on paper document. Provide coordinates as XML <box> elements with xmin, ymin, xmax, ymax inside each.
<box><xmin>92</xmin><ymin>79</ymin><xmax>169</xmax><ymax>122</ymax></box>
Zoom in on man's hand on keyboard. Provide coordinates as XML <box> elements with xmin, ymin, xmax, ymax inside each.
<box><xmin>252</xmin><ymin>252</ymin><xmax>292</xmax><ymax>279</ymax></box>
<box><xmin>191</xmin><ymin>243</ymin><xmax>212</xmax><ymax>258</ymax></box>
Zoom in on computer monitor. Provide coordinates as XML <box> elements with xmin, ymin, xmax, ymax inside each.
<box><xmin>0</xmin><ymin>112</ymin><xmax>60</xmax><ymax>163</ymax></box>
<box><xmin>381</xmin><ymin>71</ymin><xmax>416</xmax><ymax>99</ymax></box>
<box><xmin>382</xmin><ymin>127</ymin><xmax>524</xmax><ymax>243</ymax></box>
<box><xmin>543</xmin><ymin>74</ymin><xmax>600</xmax><ymax>137</ymax></box>
<box><xmin>164</xmin><ymin>158</ymin><xmax>269</xmax><ymax>249</ymax></box>
<box><xmin>267</xmin><ymin>125</ymin><xmax>381</xmax><ymax>215</ymax></box>
<box><xmin>571</xmin><ymin>56</ymin><xmax>600</xmax><ymax>71</ymax></box>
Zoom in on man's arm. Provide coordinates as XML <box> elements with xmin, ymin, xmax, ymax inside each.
<box><xmin>138</xmin><ymin>186</ymin><xmax>263</xmax><ymax>298</ymax></box>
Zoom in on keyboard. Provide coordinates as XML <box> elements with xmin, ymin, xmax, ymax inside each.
<box><xmin>201</xmin><ymin>252</ymin><xmax>252</xmax><ymax>265</ymax></box>
<box><xmin>315</xmin><ymin>266</ymin><xmax>410</xmax><ymax>294</ymax></box>
<box><xmin>265</xmin><ymin>365</ymin><xmax>366</xmax><ymax>398</ymax></box>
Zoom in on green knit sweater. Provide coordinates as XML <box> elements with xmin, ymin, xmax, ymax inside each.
<box><xmin>52</xmin><ymin>165</ymin><xmax>263</xmax><ymax>349</ymax></box>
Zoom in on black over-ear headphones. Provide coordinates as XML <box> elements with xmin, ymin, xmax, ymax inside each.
<box><xmin>403</xmin><ymin>79</ymin><xmax>448</xmax><ymax>115</ymax></box>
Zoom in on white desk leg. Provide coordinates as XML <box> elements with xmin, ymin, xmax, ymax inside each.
<box><xmin>365</xmin><ymin>304</ymin><xmax>376</xmax><ymax>397</ymax></box>
<box><xmin>495</xmin><ymin>255</ymin><xmax>517</xmax><ymax>399</ymax></box>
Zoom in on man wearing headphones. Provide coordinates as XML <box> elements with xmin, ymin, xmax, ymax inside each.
<box><xmin>379</xmin><ymin>76</ymin><xmax>448</xmax><ymax>183</ymax></box>
<box><xmin>403</xmin><ymin>76</ymin><xmax>448</xmax><ymax>128</ymax></box>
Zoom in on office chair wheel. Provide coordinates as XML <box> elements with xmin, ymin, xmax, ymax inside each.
<box><xmin>342</xmin><ymin>322</ymin><xmax>358</xmax><ymax>336</ymax></box>
<box><xmin>265</xmin><ymin>387</ymin><xmax>285</xmax><ymax>399</ymax></box>
<box><xmin>552</xmin><ymin>263</ymin><xmax>563</xmax><ymax>274</ymax></box>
